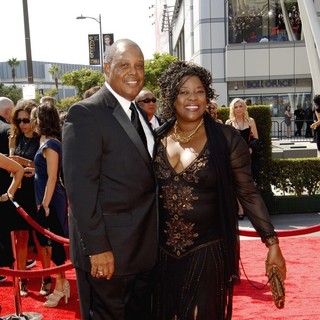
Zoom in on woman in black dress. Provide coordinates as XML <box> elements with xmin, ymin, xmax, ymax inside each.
<box><xmin>9</xmin><ymin>99</ymin><xmax>40</xmax><ymax>297</ymax></box>
<box><xmin>225</xmin><ymin>98</ymin><xmax>260</xmax><ymax>219</ymax></box>
<box><xmin>153</xmin><ymin>61</ymin><xmax>286</xmax><ymax>320</ymax></box>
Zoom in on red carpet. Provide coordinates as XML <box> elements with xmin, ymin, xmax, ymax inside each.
<box><xmin>233</xmin><ymin>236</ymin><xmax>320</xmax><ymax>320</ymax></box>
<box><xmin>0</xmin><ymin>236</ymin><xmax>319</xmax><ymax>319</ymax></box>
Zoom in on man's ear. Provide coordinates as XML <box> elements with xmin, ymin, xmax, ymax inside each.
<box><xmin>103</xmin><ymin>62</ymin><xmax>110</xmax><ymax>76</ymax></box>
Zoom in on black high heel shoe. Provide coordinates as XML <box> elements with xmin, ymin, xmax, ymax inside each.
<box><xmin>19</xmin><ymin>278</ymin><xmax>29</xmax><ymax>297</ymax></box>
<box><xmin>39</xmin><ymin>276</ymin><xmax>52</xmax><ymax>296</ymax></box>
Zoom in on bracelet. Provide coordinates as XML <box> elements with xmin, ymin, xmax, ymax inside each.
<box><xmin>265</xmin><ymin>236</ymin><xmax>279</xmax><ymax>248</ymax></box>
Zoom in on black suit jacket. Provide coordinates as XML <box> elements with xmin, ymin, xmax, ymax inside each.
<box><xmin>62</xmin><ymin>85</ymin><xmax>158</xmax><ymax>275</ymax></box>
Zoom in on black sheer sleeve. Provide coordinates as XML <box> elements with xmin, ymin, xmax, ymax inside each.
<box><xmin>221</xmin><ymin>125</ymin><xmax>277</xmax><ymax>242</ymax></box>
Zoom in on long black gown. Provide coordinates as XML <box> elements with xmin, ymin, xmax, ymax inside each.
<box><xmin>153</xmin><ymin>114</ymin><xmax>277</xmax><ymax>320</ymax></box>
<box><xmin>154</xmin><ymin>142</ymin><xmax>226</xmax><ymax>320</ymax></box>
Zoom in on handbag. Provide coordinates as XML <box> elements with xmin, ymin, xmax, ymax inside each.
<box><xmin>248</xmin><ymin>131</ymin><xmax>263</xmax><ymax>157</ymax></box>
<box><xmin>266</xmin><ymin>263</ymin><xmax>285</xmax><ymax>309</ymax></box>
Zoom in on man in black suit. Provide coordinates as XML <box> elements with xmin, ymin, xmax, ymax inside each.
<box><xmin>135</xmin><ymin>89</ymin><xmax>163</xmax><ymax>129</ymax></box>
<box><xmin>294</xmin><ymin>104</ymin><xmax>305</xmax><ymax>136</ymax></box>
<box><xmin>0</xmin><ymin>97</ymin><xmax>15</xmax><ymax>274</ymax></box>
<box><xmin>62</xmin><ymin>39</ymin><xmax>157</xmax><ymax>319</ymax></box>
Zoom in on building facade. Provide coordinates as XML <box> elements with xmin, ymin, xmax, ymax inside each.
<box><xmin>154</xmin><ymin>0</ymin><xmax>320</xmax><ymax>119</ymax></box>
<box><xmin>0</xmin><ymin>60</ymin><xmax>100</xmax><ymax>99</ymax></box>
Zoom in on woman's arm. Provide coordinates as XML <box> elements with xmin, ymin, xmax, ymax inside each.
<box><xmin>0</xmin><ymin>153</ymin><xmax>24</xmax><ymax>200</ymax></box>
<box><xmin>225</xmin><ymin>128</ymin><xmax>286</xmax><ymax>278</ymax></box>
<box><xmin>42</xmin><ymin>147</ymin><xmax>59</xmax><ymax>215</ymax></box>
<box><xmin>311</xmin><ymin>111</ymin><xmax>320</xmax><ymax>128</ymax></box>
<box><xmin>249</xmin><ymin>118</ymin><xmax>259</xmax><ymax>138</ymax></box>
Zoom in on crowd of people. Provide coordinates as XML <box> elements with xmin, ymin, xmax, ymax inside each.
<box><xmin>0</xmin><ymin>96</ymin><xmax>69</xmax><ymax>307</ymax></box>
<box><xmin>0</xmin><ymin>38</ymin><xmax>292</xmax><ymax>319</ymax></box>
<box><xmin>228</xmin><ymin>2</ymin><xmax>302</xmax><ymax>44</ymax></box>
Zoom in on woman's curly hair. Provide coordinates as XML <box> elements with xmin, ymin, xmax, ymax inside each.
<box><xmin>34</xmin><ymin>103</ymin><xmax>61</xmax><ymax>140</ymax></box>
<box><xmin>314</xmin><ymin>94</ymin><xmax>320</xmax><ymax>112</ymax></box>
<box><xmin>158</xmin><ymin>61</ymin><xmax>216</xmax><ymax>120</ymax></box>
<box><xmin>10</xmin><ymin>99</ymin><xmax>38</xmax><ymax>138</ymax></box>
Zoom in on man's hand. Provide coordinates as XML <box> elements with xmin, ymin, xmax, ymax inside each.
<box><xmin>90</xmin><ymin>251</ymin><xmax>115</xmax><ymax>280</ymax></box>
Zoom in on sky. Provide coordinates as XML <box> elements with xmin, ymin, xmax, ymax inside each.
<box><xmin>0</xmin><ymin>0</ymin><xmax>158</xmax><ymax>65</ymax></box>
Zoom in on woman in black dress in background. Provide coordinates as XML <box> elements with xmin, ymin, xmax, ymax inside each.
<box><xmin>225</xmin><ymin>98</ymin><xmax>260</xmax><ymax>219</ymax></box>
<box><xmin>9</xmin><ymin>99</ymin><xmax>40</xmax><ymax>297</ymax></box>
<box><xmin>153</xmin><ymin>61</ymin><xmax>286</xmax><ymax>319</ymax></box>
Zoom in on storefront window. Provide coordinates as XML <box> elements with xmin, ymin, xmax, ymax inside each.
<box><xmin>228</xmin><ymin>93</ymin><xmax>312</xmax><ymax>117</ymax></box>
<box><xmin>228</xmin><ymin>0</ymin><xmax>302</xmax><ymax>44</ymax></box>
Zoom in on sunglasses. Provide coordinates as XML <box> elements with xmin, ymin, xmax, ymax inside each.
<box><xmin>139</xmin><ymin>97</ymin><xmax>157</xmax><ymax>103</ymax></box>
<box><xmin>16</xmin><ymin>118</ymin><xmax>31</xmax><ymax>124</ymax></box>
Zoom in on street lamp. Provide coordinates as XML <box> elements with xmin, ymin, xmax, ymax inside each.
<box><xmin>76</xmin><ymin>14</ymin><xmax>104</xmax><ymax>73</ymax></box>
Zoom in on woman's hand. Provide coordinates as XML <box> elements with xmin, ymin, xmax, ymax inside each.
<box><xmin>41</xmin><ymin>204</ymin><xmax>50</xmax><ymax>217</ymax></box>
<box><xmin>0</xmin><ymin>193</ymin><xmax>9</xmax><ymax>202</ymax></box>
<box><xmin>9</xmin><ymin>155</ymin><xmax>33</xmax><ymax>168</ymax></box>
<box><xmin>24</xmin><ymin>167</ymin><xmax>35</xmax><ymax>178</ymax></box>
<box><xmin>266</xmin><ymin>244</ymin><xmax>286</xmax><ymax>280</ymax></box>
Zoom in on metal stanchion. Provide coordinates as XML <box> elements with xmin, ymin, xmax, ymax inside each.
<box><xmin>2</xmin><ymin>231</ymin><xmax>42</xmax><ymax>320</ymax></box>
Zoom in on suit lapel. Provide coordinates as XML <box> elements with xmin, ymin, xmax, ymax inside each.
<box><xmin>112</xmin><ymin>102</ymin><xmax>153</xmax><ymax>173</ymax></box>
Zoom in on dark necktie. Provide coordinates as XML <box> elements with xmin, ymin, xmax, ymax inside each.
<box><xmin>130</xmin><ymin>103</ymin><xmax>148</xmax><ymax>149</ymax></box>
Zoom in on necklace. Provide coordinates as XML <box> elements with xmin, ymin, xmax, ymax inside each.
<box><xmin>172</xmin><ymin>118</ymin><xmax>204</xmax><ymax>144</ymax></box>
<box><xmin>22</xmin><ymin>135</ymin><xmax>31</xmax><ymax>145</ymax></box>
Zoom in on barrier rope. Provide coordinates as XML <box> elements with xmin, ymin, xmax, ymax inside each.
<box><xmin>0</xmin><ymin>263</ymin><xmax>73</xmax><ymax>278</ymax></box>
<box><xmin>239</xmin><ymin>224</ymin><xmax>320</xmax><ymax>237</ymax></box>
<box><xmin>12</xmin><ymin>201</ymin><xmax>69</xmax><ymax>245</ymax></box>
<box><xmin>0</xmin><ymin>201</ymin><xmax>72</xmax><ymax>278</ymax></box>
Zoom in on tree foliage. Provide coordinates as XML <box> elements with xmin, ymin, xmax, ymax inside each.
<box><xmin>8</xmin><ymin>58</ymin><xmax>20</xmax><ymax>85</ymax></box>
<box><xmin>144</xmin><ymin>52</ymin><xmax>177</xmax><ymax>97</ymax></box>
<box><xmin>57</xmin><ymin>96</ymin><xmax>82</xmax><ymax>112</ymax></box>
<box><xmin>61</xmin><ymin>68</ymin><xmax>104</xmax><ymax>97</ymax></box>
<box><xmin>48</xmin><ymin>65</ymin><xmax>62</xmax><ymax>90</ymax></box>
<box><xmin>0</xmin><ymin>83</ymin><xmax>22</xmax><ymax>104</ymax></box>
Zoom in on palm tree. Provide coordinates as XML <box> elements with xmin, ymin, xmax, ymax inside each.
<box><xmin>48</xmin><ymin>65</ymin><xmax>62</xmax><ymax>90</ymax></box>
<box><xmin>8</xmin><ymin>58</ymin><xmax>20</xmax><ymax>85</ymax></box>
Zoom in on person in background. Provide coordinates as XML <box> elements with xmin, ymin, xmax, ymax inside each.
<box><xmin>40</xmin><ymin>96</ymin><xmax>56</xmax><ymax>106</ymax></box>
<box><xmin>0</xmin><ymin>97</ymin><xmax>16</xmax><ymax>282</ymax></box>
<box><xmin>311</xmin><ymin>94</ymin><xmax>320</xmax><ymax>152</ymax></box>
<box><xmin>0</xmin><ymin>152</ymin><xmax>25</xmax><ymax>279</ymax></box>
<box><xmin>135</xmin><ymin>89</ymin><xmax>162</xmax><ymax>129</ymax></box>
<box><xmin>62</xmin><ymin>39</ymin><xmax>157</xmax><ymax>319</ymax></box>
<box><xmin>31</xmin><ymin>103</ymin><xmax>69</xmax><ymax>307</ymax></box>
<box><xmin>9</xmin><ymin>99</ymin><xmax>40</xmax><ymax>297</ymax></box>
<box><xmin>153</xmin><ymin>60</ymin><xmax>286</xmax><ymax>319</ymax></box>
<box><xmin>225</xmin><ymin>98</ymin><xmax>259</xmax><ymax>219</ymax></box>
<box><xmin>284</xmin><ymin>105</ymin><xmax>292</xmax><ymax>138</ymax></box>
<box><xmin>294</xmin><ymin>104</ymin><xmax>305</xmax><ymax>136</ymax></box>
<box><xmin>304</xmin><ymin>103</ymin><xmax>314</xmax><ymax>138</ymax></box>
<box><xmin>0</xmin><ymin>153</ymin><xmax>24</xmax><ymax>196</ymax></box>
<box><xmin>207</xmin><ymin>100</ymin><xmax>223</xmax><ymax>123</ymax></box>
<box><xmin>83</xmin><ymin>85</ymin><xmax>101</xmax><ymax>99</ymax></box>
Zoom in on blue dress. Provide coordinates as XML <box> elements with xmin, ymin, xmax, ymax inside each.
<box><xmin>34</xmin><ymin>139</ymin><xmax>68</xmax><ymax>265</ymax></box>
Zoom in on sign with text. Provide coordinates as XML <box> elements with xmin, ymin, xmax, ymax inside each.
<box><xmin>88</xmin><ymin>34</ymin><xmax>100</xmax><ymax>65</ymax></box>
<box><xmin>246</xmin><ymin>79</ymin><xmax>293</xmax><ymax>89</ymax></box>
<box><xmin>22</xmin><ymin>84</ymin><xmax>36</xmax><ymax>99</ymax></box>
